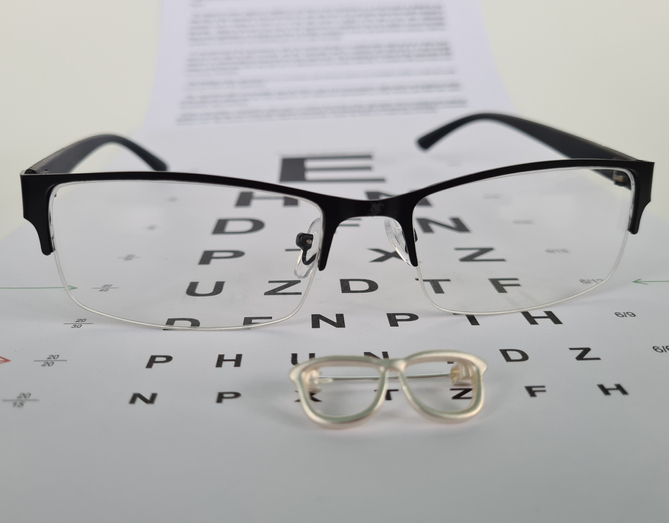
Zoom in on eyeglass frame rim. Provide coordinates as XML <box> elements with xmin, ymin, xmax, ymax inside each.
<box><xmin>20</xmin><ymin>112</ymin><xmax>654</xmax><ymax>272</ymax></box>
<box><xmin>289</xmin><ymin>350</ymin><xmax>488</xmax><ymax>428</ymax></box>
<box><xmin>21</xmin><ymin>156</ymin><xmax>653</xmax><ymax>270</ymax></box>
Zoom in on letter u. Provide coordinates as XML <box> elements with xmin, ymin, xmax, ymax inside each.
<box><xmin>187</xmin><ymin>281</ymin><xmax>225</xmax><ymax>297</ymax></box>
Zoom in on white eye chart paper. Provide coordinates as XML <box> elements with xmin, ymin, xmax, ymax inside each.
<box><xmin>2</xmin><ymin>1</ymin><xmax>668</xmax><ymax>522</ymax></box>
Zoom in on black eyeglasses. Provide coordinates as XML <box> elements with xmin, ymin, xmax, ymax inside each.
<box><xmin>21</xmin><ymin>113</ymin><xmax>653</xmax><ymax>330</ymax></box>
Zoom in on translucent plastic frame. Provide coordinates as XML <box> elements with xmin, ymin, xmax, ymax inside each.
<box><xmin>289</xmin><ymin>350</ymin><xmax>488</xmax><ymax>429</ymax></box>
<box><xmin>21</xmin><ymin>113</ymin><xmax>654</xmax><ymax>329</ymax></box>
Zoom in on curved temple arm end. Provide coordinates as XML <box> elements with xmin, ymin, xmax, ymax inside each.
<box><xmin>27</xmin><ymin>134</ymin><xmax>168</xmax><ymax>175</ymax></box>
<box><xmin>416</xmin><ymin>112</ymin><xmax>636</xmax><ymax>161</ymax></box>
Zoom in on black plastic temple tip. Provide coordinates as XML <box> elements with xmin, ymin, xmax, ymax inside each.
<box><xmin>417</xmin><ymin>112</ymin><xmax>637</xmax><ymax>162</ymax></box>
<box><xmin>417</xmin><ymin>127</ymin><xmax>451</xmax><ymax>150</ymax></box>
<box><xmin>28</xmin><ymin>134</ymin><xmax>168</xmax><ymax>175</ymax></box>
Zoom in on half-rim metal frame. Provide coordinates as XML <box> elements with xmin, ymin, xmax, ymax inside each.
<box><xmin>20</xmin><ymin>113</ymin><xmax>654</xmax><ymax>330</ymax></box>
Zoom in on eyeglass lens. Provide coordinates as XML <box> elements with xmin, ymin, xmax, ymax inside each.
<box><xmin>403</xmin><ymin>360</ymin><xmax>466</xmax><ymax>413</ymax></box>
<box><xmin>307</xmin><ymin>365</ymin><xmax>382</xmax><ymax>418</ymax></box>
<box><xmin>414</xmin><ymin>167</ymin><xmax>632</xmax><ymax>313</ymax></box>
<box><xmin>50</xmin><ymin>181</ymin><xmax>322</xmax><ymax>329</ymax></box>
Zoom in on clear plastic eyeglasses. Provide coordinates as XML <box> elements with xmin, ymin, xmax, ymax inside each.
<box><xmin>289</xmin><ymin>351</ymin><xmax>487</xmax><ymax>429</ymax></box>
<box><xmin>21</xmin><ymin>113</ymin><xmax>653</xmax><ymax>330</ymax></box>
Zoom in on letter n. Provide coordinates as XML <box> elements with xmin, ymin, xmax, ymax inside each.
<box><xmin>311</xmin><ymin>314</ymin><xmax>345</xmax><ymax>328</ymax></box>
<box><xmin>129</xmin><ymin>393</ymin><xmax>157</xmax><ymax>404</ymax></box>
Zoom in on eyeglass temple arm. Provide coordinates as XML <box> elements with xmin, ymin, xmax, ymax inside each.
<box><xmin>417</xmin><ymin>113</ymin><xmax>638</xmax><ymax>162</ymax></box>
<box><xmin>25</xmin><ymin>134</ymin><xmax>168</xmax><ymax>174</ymax></box>
<box><xmin>416</xmin><ymin>113</ymin><xmax>654</xmax><ymax>235</ymax></box>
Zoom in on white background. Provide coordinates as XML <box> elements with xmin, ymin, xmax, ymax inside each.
<box><xmin>1</xmin><ymin>5</ymin><xmax>668</xmax><ymax>521</ymax></box>
<box><xmin>1</xmin><ymin>0</ymin><xmax>668</xmax><ymax>238</ymax></box>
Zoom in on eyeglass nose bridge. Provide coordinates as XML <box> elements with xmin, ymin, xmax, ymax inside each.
<box><xmin>313</xmin><ymin>197</ymin><xmax>419</xmax><ymax>271</ymax></box>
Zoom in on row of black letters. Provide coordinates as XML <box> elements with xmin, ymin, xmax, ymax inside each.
<box><xmin>127</xmin><ymin>382</ymin><xmax>628</xmax><ymax>406</ymax></box>
<box><xmin>143</xmin><ymin>347</ymin><xmax>602</xmax><ymax>369</ymax></box>
<box><xmin>185</xmin><ymin>276</ymin><xmax>525</xmax><ymax>298</ymax></box>
<box><xmin>198</xmin><ymin>245</ymin><xmax>509</xmax><ymax>265</ymax></box>
<box><xmin>164</xmin><ymin>309</ymin><xmax>564</xmax><ymax>328</ymax></box>
<box><xmin>212</xmin><ymin>216</ymin><xmax>470</xmax><ymax>235</ymax></box>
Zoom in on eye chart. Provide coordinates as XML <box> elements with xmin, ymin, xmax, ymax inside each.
<box><xmin>1</xmin><ymin>1</ymin><xmax>667</xmax><ymax>522</ymax></box>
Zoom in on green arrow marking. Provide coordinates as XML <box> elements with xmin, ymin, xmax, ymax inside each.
<box><xmin>0</xmin><ymin>285</ymin><xmax>77</xmax><ymax>290</ymax></box>
<box><xmin>633</xmin><ymin>279</ymin><xmax>669</xmax><ymax>285</ymax></box>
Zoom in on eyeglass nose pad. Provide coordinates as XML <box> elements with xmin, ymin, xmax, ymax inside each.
<box><xmin>294</xmin><ymin>218</ymin><xmax>322</xmax><ymax>278</ymax></box>
<box><xmin>450</xmin><ymin>363</ymin><xmax>474</xmax><ymax>386</ymax></box>
<box><xmin>305</xmin><ymin>369</ymin><xmax>322</xmax><ymax>394</ymax></box>
<box><xmin>384</xmin><ymin>218</ymin><xmax>412</xmax><ymax>266</ymax></box>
